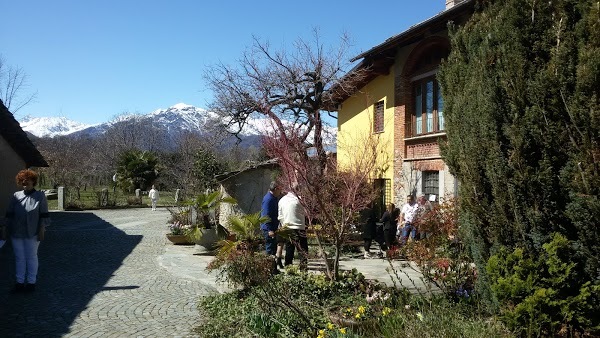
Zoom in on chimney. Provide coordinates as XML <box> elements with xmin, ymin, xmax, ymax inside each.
<box><xmin>446</xmin><ymin>0</ymin><xmax>464</xmax><ymax>9</ymax></box>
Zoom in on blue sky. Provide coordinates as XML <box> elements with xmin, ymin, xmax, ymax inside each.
<box><xmin>2</xmin><ymin>1</ymin><xmax>446</xmax><ymax>124</ymax></box>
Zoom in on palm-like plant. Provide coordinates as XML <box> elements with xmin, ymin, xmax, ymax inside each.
<box><xmin>186</xmin><ymin>190</ymin><xmax>236</xmax><ymax>242</ymax></box>
<box><xmin>215</xmin><ymin>212</ymin><xmax>269</xmax><ymax>256</ymax></box>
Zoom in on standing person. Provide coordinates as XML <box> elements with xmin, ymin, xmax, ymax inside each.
<box><xmin>278</xmin><ymin>185</ymin><xmax>308</xmax><ymax>270</ymax></box>
<box><xmin>399</xmin><ymin>195</ymin><xmax>418</xmax><ymax>245</ymax></box>
<box><xmin>148</xmin><ymin>185</ymin><xmax>159</xmax><ymax>211</ymax></box>
<box><xmin>379</xmin><ymin>204</ymin><xmax>397</xmax><ymax>252</ymax></box>
<box><xmin>260</xmin><ymin>181</ymin><xmax>284</xmax><ymax>270</ymax></box>
<box><xmin>5</xmin><ymin>169</ymin><xmax>50</xmax><ymax>293</ymax></box>
<box><xmin>415</xmin><ymin>194</ymin><xmax>433</xmax><ymax>239</ymax></box>
<box><xmin>360</xmin><ymin>204</ymin><xmax>378</xmax><ymax>258</ymax></box>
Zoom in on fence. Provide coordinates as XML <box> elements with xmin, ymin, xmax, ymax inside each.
<box><xmin>44</xmin><ymin>187</ymin><xmax>181</xmax><ymax>210</ymax></box>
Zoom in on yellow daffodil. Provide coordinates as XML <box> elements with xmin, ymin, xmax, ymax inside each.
<box><xmin>317</xmin><ymin>329</ymin><xmax>325</xmax><ymax>338</ymax></box>
<box><xmin>355</xmin><ymin>313</ymin><xmax>361</xmax><ymax>319</ymax></box>
<box><xmin>358</xmin><ymin>305</ymin><xmax>366</xmax><ymax>314</ymax></box>
<box><xmin>327</xmin><ymin>323</ymin><xmax>334</xmax><ymax>330</ymax></box>
<box><xmin>382</xmin><ymin>307</ymin><xmax>392</xmax><ymax>316</ymax></box>
<box><xmin>339</xmin><ymin>327</ymin><xmax>347</xmax><ymax>334</ymax></box>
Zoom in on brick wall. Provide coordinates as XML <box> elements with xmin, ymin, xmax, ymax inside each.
<box><xmin>406</xmin><ymin>141</ymin><xmax>440</xmax><ymax>159</ymax></box>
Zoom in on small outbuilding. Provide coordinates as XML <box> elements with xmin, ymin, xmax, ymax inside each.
<box><xmin>216</xmin><ymin>159</ymin><xmax>279</xmax><ymax>226</ymax></box>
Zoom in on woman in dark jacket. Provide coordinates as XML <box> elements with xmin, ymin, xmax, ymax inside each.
<box><xmin>361</xmin><ymin>204</ymin><xmax>385</xmax><ymax>258</ymax></box>
<box><xmin>5</xmin><ymin>169</ymin><xmax>50</xmax><ymax>293</ymax></box>
<box><xmin>380</xmin><ymin>203</ymin><xmax>398</xmax><ymax>251</ymax></box>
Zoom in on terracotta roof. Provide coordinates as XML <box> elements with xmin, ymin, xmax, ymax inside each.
<box><xmin>0</xmin><ymin>99</ymin><xmax>49</xmax><ymax>167</ymax></box>
<box><xmin>325</xmin><ymin>0</ymin><xmax>475</xmax><ymax>109</ymax></box>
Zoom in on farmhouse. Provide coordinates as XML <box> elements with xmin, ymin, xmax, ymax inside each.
<box><xmin>331</xmin><ymin>0</ymin><xmax>474</xmax><ymax>210</ymax></box>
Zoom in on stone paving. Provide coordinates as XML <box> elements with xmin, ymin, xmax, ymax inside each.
<box><xmin>0</xmin><ymin>208</ymin><xmax>217</xmax><ymax>338</ymax></box>
<box><xmin>0</xmin><ymin>208</ymin><xmax>430</xmax><ymax>337</ymax></box>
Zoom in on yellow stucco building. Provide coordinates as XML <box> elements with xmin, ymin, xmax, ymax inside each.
<box><xmin>332</xmin><ymin>0</ymin><xmax>474</xmax><ymax>214</ymax></box>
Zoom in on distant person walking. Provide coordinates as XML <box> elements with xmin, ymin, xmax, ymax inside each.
<box><xmin>148</xmin><ymin>185</ymin><xmax>159</xmax><ymax>211</ymax></box>
<box><xmin>4</xmin><ymin>169</ymin><xmax>50</xmax><ymax>293</ymax></box>
<box><xmin>260</xmin><ymin>181</ymin><xmax>284</xmax><ymax>271</ymax></box>
<box><xmin>278</xmin><ymin>184</ymin><xmax>308</xmax><ymax>270</ymax></box>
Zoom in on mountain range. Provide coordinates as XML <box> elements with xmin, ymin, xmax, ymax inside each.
<box><xmin>17</xmin><ymin>103</ymin><xmax>336</xmax><ymax>148</ymax></box>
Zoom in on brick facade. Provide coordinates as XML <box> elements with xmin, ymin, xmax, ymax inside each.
<box><xmin>393</xmin><ymin>36</ymin><xmax>451</xmax><ymax>201</ymax></box>
<box><xmin>406</xmin><ymin>141</ymin><xmax>441</xmax><ymax>159</ymax></box>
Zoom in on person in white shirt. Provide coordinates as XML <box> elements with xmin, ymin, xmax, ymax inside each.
<box><xmin>278</xmin><ymin>186</ymin><xmax>307</xmax><ymax>269</ymax></box>
<box><xmin>148</xmin><ymin>185</ymin><xmax>159</xmax><ymax>211</ymax></box>
<box><xmin>399</xmin><ymin>195</ymin><xmax>418</xmax><ymax>245</ymax></box>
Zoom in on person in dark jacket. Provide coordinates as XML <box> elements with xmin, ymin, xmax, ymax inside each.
<box><xmin>5</xmin><ymin>169</ymin><xmax>50</xmax><ymax>293</ymax></box>
<box><xmin>260</xmin><ymin>181</ymin><xmax>283</xmax><ymax>270</ymax></box>
<box><xmin>361</xmin><ymin>206</ymin><xmax>376</xmax><ymax>258</ymax></box>
<box><xmin>379</xmin><ymin>203</ymin><xmax>398</xmax><ymax>253</ymax></box>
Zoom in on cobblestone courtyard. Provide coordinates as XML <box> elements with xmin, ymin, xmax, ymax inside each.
<box><xmin>0</xmin><ymin>208</ymin><xmax>216</xmax><ymax>337</ymax></box>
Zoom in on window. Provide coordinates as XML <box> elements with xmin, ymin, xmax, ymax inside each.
<box><xmin>412</xmin><ymin>77</ymin><xmax>444</xmax><ymax>136</ymax></box>
<box><xmin>373</xmin><ymin>100</ymin><xmax>384</xmax><ymax>133</ymax></box>
<box><xmin>422</xmin><ymin>171</ymin><xmax>439</xmax><ymax>200</ymax></box>
<box><xmin>373</xmin><ymin>178</ymin><xmax>391</xmax><ymax>217</ymax></box>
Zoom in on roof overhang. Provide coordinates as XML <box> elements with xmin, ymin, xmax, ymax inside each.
<box><xmin>324</xmin><ymin>0</ymin><xmax>475</xmax><ymax>110</ymax></box>
<box><xmin>0</xmin><ymin>100</ymin><xmax>49</xmax><ymax>167</ymax></box>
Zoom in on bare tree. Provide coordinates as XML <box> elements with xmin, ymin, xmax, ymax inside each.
<box><xmin>206</xmin><ymin>31</ymin><xmax>376</xmax><ymax>279</ymax></box>
<box><xmin>0</xmin><ymin>55</ymin><xmax>37</xmax><ymax>113</ymax></box>
<box><xmin>205</xmin><ymin>30</ymin><xmax>367</xmax><ymax>172</ymax></box>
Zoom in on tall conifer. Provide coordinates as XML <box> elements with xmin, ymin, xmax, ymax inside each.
<box><xmin>439</xmin><ymin>0</ymin><xmax>600</xmax><ymax>301</ymax></box>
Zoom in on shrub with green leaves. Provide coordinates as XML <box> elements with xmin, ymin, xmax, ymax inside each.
<box><xmin>487</xmin><ymin>233</ymin><xmax>600</xmax><ymax>336</ymax></box>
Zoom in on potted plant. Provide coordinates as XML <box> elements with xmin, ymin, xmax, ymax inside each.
<box><xmin>166</xmin><ymin>221</ymin><xmax>193</xmax><ymax>244</ymax></box>
<box><xmin>218</xmin><ymin>212</ymin><xmax>268</xmax><ymax>253</ymax></box>
<box><xmin>166</xmin><ymin>206</ymin><xmax>193</xmax><ymax>244</ymax></box>
<box><xmin>207</xmin><ymin>212</ymin><xmax>274</xmax><ymax>289</ymax></box>
<box><xmin>185</xmin><ymin>191</ymin><xmax>236</xmax><ymax>254</ymax></box>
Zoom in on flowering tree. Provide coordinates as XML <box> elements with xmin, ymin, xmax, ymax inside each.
<box><xmin>263</xmin><ymin>126</ymin><xmax>384</xmax><ymax>279</ymax></box>
<box><xmin>206</xmin><ymin>31</ymin><xmax>378</xmax><ymax>279</ymax></box>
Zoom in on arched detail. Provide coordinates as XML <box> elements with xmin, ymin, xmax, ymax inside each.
<box><xmin>398</xmin><ymin>35</ymin><xmax>450</xmax><ymax>139</ymax></box>
<box><xmin>402</xmin><ymin>36</ymin><xmax>450</xmax><ymax>78</ymax></box>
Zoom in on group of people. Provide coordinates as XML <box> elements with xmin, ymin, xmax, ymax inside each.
<box><xmin>260</xmin><ymin>181</ymin><xmax>308</xmax><ymax>273</ymax></box>
<box><xmin>0</xmin><ymin>169</ymin><xmax>51</xmax><ymax>293</ymax></box>
<box><xmin>362</xmin><ymin>194</ymin><xmax>432</xmax><ymax>258</ymax></box>
<box><xmin>259</xmin><ymin>180</ymin><xmax>436</xmax><ymax>268</ymax></box>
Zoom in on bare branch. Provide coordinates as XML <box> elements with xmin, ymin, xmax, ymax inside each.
<box><xmin>0</xmin><ymin>55</ymin><xmax>37</xmax><ymax>113</ymax></box>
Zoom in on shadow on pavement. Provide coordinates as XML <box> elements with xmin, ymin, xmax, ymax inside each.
<box><xmin>0</xmin><ymin>211</ymin><xmax>142</xmax><ymax>337</ymax></box>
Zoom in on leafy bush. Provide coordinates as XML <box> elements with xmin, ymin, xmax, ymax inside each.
<box><xmin>402</xmin><ymin>198</ymin><xmax>477</xmax><ymax>300</ymax></box>
<box><xmin>378</xmin><ymin>296</ymin><xmax>509</xmax><ymax>338</ymax></box>
<box><xmin>126</xmin><ymin>196</ymin><xmax>142</xmax><ymax>206</ymax></box>
<box><xmin>196</xmin><ymin>272</ymin><xmax>509</xmax><ymax>338</ymax></box>
<box><xmin>487</xmin><ymin>233</ymin><xmax>600</xmax><ymax>336</ymax></box>
<box><xmin>207</xmin><ymin>249</ymin><xmax>273</xmax><ymax>290</ymax></box>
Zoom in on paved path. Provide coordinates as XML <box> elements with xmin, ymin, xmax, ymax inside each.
<box><xmin>0</xmin><ymin>208</ymin><xmax>430</xmax><ymax>337</ymax></box>
<box><xmin>0</xmin><ymin>208</ymin><xmax>217</xmax><ymax>338</ymax></box>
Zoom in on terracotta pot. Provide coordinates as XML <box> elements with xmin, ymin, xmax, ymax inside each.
<box><xmin>166</xmin><ymin>234</ymin><xmax>193</xmax><ymax>245</ymax></box>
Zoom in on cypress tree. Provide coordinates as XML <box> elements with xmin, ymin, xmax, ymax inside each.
<box><xmin>439</xmin><ymin>0</ymin><xmax>600</xmax><ymax>304</ymax></box>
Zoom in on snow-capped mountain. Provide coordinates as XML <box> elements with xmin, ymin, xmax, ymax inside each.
<box><xmin>19</xmin><ymin>116</ymin><xmax>93</xmax><ymax>138</ymax></box>
<box><xmin>18</xmin><ymin>104</ymin><xmax>222</xmax><ymax>138</ymax></box>
<box><xmin>18</xmin><ymin>103</ymin><xmax>337</xmax><ymax>148</ymax></box>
